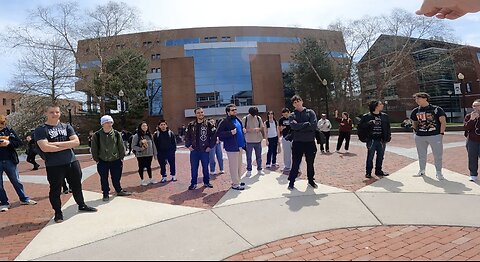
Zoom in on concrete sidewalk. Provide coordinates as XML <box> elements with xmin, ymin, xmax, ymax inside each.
<box><xmin>15</xmin><ymin>160</ymin><xmax>480</xmax><ymax>261</ymax></box>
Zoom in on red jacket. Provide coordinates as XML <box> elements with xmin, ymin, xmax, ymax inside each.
<box><xmin>336</xmin><ymin>118</ymin><xmax>354</xmax><ymax>133</ymax></box>
<box><xmin>464</xmin><ymin>113</ymin><xmax>480</xmax><ymax>142</ymax></box>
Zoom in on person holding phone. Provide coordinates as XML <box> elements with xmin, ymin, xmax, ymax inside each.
<box><xmin>464</xmin><ymin>99</ymin><xmax>480</xmax><ymax>182</ymax></box>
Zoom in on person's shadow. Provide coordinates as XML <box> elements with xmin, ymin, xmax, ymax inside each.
<box><xmin>368</xmin><ymin>177</ymin><xmax>404</xmax><ymax>192</ymax></box>
<box><xmin>56</xmin><ymin>198</ymin><xmax>110</xmax><ymax>223</ymax></box>
<box><xmin>422</xmin><ymin>176</ymin><xmax>473</xmax><ymax>194</ymax></box>
<box><xmin>169</xmin><ymin>187</ymin><xmax>208</xmax><ymax>206</ymax></box>
<box><xmin>283</xmin><ymin>186</ymin><xmax>327</xmax><ymax>212</ymax></box>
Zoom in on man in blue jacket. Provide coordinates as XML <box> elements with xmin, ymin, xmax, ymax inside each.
<box><xmin>217</xmin><ymin>104</ymin><xmax>247</xmax><ymax>191</ymax></box>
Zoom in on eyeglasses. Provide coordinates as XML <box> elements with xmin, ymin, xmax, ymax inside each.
<box><xmin>230</xmin><ymin>109</ymin><xmax>237</xmax><ymax>112</ymax></box>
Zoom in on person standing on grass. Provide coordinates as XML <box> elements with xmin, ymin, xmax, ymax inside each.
<box><xmin>0</xmin><ymin>115</ymin><xmax>37</xmax><ymax>213</ymax></box>
<box><xmin>185</xmin><ymin>107</ymin><xmax>216</xmax><ymax>190</ymax></box>
<box><xmin>264</xmin><ymin>111</ymin><xmax>280</xmax><ymax>169</ymax></box>
<box><xmin>132</xmin><ymin>122</ymin><xmax>158</xmax><ymax>186</ymax></box>
<box><xmin>217</xmin><ymin>104</ymin><xmax>247</xmax><ymax>190</ymax></box>
<box><xmin>209</xmin><ymin>119</ymin><xmax>224</xmax><ymax>176</ymax></box>
<box><xmin>153</xmin><ymin>120</ymin><xmax>177</xmax><ymax>183</ymax></box>
<box><xmin>35</xmin><ymin>104</ymin><xmax>97</xmax><ymax>223</ymax></box>
<box><xmin>411</xmin><ymin>92</ymin><xmax>447</xmax><ymax>180</ymax></box>
<box><xmin>335</xmin><ymin>110</ymin><xmax>354</xmax><ymax>153</ymax></box>
<box><xmin>91</xmin><ymin>115</ymin><xmax>131</xmax><ymax>202</ymax></box>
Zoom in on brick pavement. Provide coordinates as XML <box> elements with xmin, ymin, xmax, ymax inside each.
<box><xmin>226</xmin><ymin>226</ymin><xmax>480</xmax><ymax>261</ymax></box>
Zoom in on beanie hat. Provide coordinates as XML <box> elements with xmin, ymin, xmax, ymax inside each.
<box><xmin>100</xmin><ymin>115</ymin><xmax>114</xmax><ymax>125</ymax></box>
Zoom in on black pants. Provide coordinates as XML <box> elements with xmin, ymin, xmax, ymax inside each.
<box><xmin>320</xmin><ymin>131</ymin><xmax>331</xmax><ymax>152</ymax></box>
<box><xmin>337</xmin><ymin>132</ymin><xmax>351</xmax><ymax>151</ymax></box>
<box><xmin>158</xmin><ymin>150</ymin><xmax>176</xmax><ymax>177</ymax></box>
<box><xmin>137</xmin><ymin>156</ymin><xmax>153</xmax><ymax>179</ymax></box>
<box><xmin>97</xmin><ymin>159</ymin><xmax>123</xmax><ymax>196</ymax></box>
<box><xmin>46</xmin><ymin>161</ymin><xmax>86</xmax><ymax>213</ymax></box>
<box><xmin>267</xmin><ymin>137</ymin><xmax>279</xmax><ymax>165</ymax></box>
<box><xmin>26</xmin><ymin>153</ymin><xmax>39</xmax><ymax>168</ymax></box>
<box><xmin>288</xmin><ymin>141</ymin><xmax>317</xmax><ymax>183</ymax></box>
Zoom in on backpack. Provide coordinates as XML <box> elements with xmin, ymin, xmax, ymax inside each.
<box><xmin>357</xmin><ymin>113</ymin><xmax>373</xmax><ymax>143</ymax></box>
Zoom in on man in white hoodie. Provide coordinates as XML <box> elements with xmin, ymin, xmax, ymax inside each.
<box><xmin>317</xmin><ymin>114</ymin><xmax>332</xmax><ymax>154</ymax></box>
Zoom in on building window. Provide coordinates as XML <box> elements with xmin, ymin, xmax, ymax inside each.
<box><xmin>204</xmin><ymin>37</ymin><xmax>218</xmax><ymax>43</ymax></box>
<box><xmin>151</xmin><ymin>54</ymin><xmax>161</xmax><ymax>60</ymax></box>
<box><xmin>11</xmin><ymin>99</ymin><xmax>15</xmax><ymax>106</ymax></box>
<box><xmin>143</xmin><ymin>41</ymin><xmax>153</xmax><ymax>47</ymax></box>
<box><xmin>2</xmin><ymin>99</ymin><xmax>5</xmax><ymax>106</ymax></box>
<box><xmin>222</xmin><ymin>36</ymin><xmax>231</xmax><ymax>42</ymax></box>
<box><xmin>6</xmin><ymin>110</ymin><xmax>10</xmax><ymax>115</ymax></box>
<box><xmin>151</xmin><ymin>68</ymin><xmax>156</xmax><ymax>73</ymax></box>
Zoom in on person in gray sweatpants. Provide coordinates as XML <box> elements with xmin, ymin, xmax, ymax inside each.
<box><xmin>278</xmin><ymin>108</ymin><xmax>292</xmax><ymax>173</ymax></box>
<box><xmin>411</xmin><ymin>92</ymin><xmax>447</xmax><ymax>180</ymax></box>
<box><xmin>464</xmin><ymin>99</ymin><xmax>480</xmax><ymax>182</ymax></box>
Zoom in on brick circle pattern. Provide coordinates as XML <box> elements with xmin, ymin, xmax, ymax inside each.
<box><xmin>225</xmin><ymin>226</ymin><xmax>480</xmax><ymax>261</ymax></box>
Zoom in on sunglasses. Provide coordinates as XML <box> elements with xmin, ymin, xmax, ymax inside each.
<box><xmin>230</xmin><ymin>109</ymin><xmax>237</xmax><ymax>112</ymax></box>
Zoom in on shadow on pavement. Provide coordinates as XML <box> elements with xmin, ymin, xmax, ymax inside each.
<box><xmin>368</xmin><ymin>177</ymin><xmax>404</xmax><ymax>192</ymax></box>
<box><xmin>422</xmin><ymin>176</ymin><xmax>472</xmax><ymax>194</ymax></box>
<box><xmin>284</xmin><ymin>188</ymin><xmax>328</xmax><ymax>212</ymax></box>
<box><xmin>0</xmin><ymin>221</ymin><xmax>49</xmax><ymax>238</ymax></box>
<box><xmin>169</xmin><ymin>187</ymin><xmax>208</xmax><ymax>206</ymax></box>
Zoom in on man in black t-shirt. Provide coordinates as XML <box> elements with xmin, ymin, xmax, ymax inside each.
<box><xmin>411</xmin><ymin>93</ymin><xmax>447</xmax><ymax>180</ymax></box>
<box><xmin>278</xmin><ymin>108</ymin><xmax>292</xmax><ymax>173</ymax></box>
<box><xmin>35</xmin><ymin>104</ymin><xmax>97</xmax><ymax>223</ymax></box>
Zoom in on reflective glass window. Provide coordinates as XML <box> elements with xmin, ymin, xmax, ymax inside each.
<box><xmin>147</xmin><ymin>79</ymin><xmax>163</xmax><ymax>116</ymax></box>
<box><xmin>165</xmin><ymin>38</ymin><xmax>200</xmax><ymax>46</ymax></box>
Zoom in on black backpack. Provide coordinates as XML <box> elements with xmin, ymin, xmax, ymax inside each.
<box><xmin>357</xmin><ymin>114</ymin><xmax>371</xmax><ymax>143</ymax></box>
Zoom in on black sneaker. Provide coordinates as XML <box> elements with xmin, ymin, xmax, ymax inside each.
<box><xmin>102</xmin><ymin>195</ymin><xmax>110</xmax><ymax>202</ymax></box>
<box><xmin>78</xmin><ymin>205</ymin><xmax>98</xmax><ymax>212</ymax></box>
<box><xmin>188</xmin><ymin>184</ymin><xmax>197</xmax><ymax>190</ymax></box>
<box><xmin>366</xmin><ymin>174</ymin><xmax>372</xmax><ymax>179</ymax></box>
<box><xmin>308</xmin><ymin>180</ymin><xmax>318</xmax><ymax>189</ymax></box>
<box><xmin>54</xmin><ymin>212</ymin><xmax>64</xmax><ymax>223</ymax></box>
<box><xmin>33</xmin><ymin>165</ymin><xmax>39</xmax><ymax>171</ymax></box>
<box><xmin>240</xmin><ymin>182</ymin><xmax>246</xmax><ymax>186</ymax></box>
<box><xmin>288</xmin><ymin>182</ymin><xmax>295</xmax><ymax>190</ymax></box>
<box><xmin>376</xmin><ymin>171</ymin><xmax>389</xmax><ymax>177</ymax></box>
<box><xmin>204</xmin><ymin>183</ymin><xmax>214</xmax><ymax>188</ymax></box>
<box><xmin>116</xmin><ymin>190</ymin><xmax>132</xmax><ymax>197</ymax></box>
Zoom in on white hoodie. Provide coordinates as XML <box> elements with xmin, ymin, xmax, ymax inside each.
<box><xmin>317</xmin><ymin>118</ymin><xmax>332</xmax><ymax>132</ymax></box>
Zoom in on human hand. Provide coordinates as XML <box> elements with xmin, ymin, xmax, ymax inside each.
<box><xmin>416</xmin><ymin>0</ymin><xmax>480</xmax><ymax>19</ymax></box>
<box><xmin>0</xmin><ymin>140</ymin><xmax>9</xmax><ymax>147</ymax></box>
<box><xmin>231</xmin><ymin>129</ymin><xmax>237</xmax><ymax>135</ymax></box>
<box><xmin>206</xmin><ymin>147</ymin><xmax>211</xmax><ymax>153</ymax></box>
<box><xmin>188</xmin><ymin>146</ymin><xmax>194</xmax><ymax>151</ymax></box>
<box><xmin>472</xmin><ymin>112</ymin><xmax>480</xmax><ymax>120</ymax></box>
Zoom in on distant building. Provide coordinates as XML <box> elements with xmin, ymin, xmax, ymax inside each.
<box><xmin>76</xmin><ymin>26</ymin><xmax>348</xmax><ymax>131</ymax></box>
<box><xmin>0</xmin><ymin>91</ymin><xmax>82</xmax><ymax>116</ymax></box>
<box><xmin>358</xmin><ymin>34</ymin><xmax>480</xmax><ymax>122</ymax></box>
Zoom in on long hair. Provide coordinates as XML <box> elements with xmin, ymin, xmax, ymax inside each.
<box><xmin>137</xmin><ymin>121</ymin><xmax>152</xmax><ymax>139</ymax></box>
<box><xmin>265</xmin><ymin>111</ymin><xmax>277</xmax><ymax>128</ymax></box>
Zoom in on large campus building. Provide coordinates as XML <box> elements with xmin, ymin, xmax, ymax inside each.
<box><xmin>76</xmin><ymin>26</ymin><xmax>347</xmax><ymax>130</ymax></box>
<box><xmin>358</xmin><ymin>35</ymin><xmax>480</xmax><ymax>122</ymax></box>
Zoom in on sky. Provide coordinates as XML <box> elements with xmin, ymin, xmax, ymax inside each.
<box><xmin>1</xmin><ymin>0</ymin><xmax>480</xmax><ymax>91</ymax></box>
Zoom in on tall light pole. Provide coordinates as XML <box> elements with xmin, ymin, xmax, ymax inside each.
<box><xmin>447</xmin><ymin>90</ymin><xmax>453</xmax><ymax>123</ymax></box>
<box><xmin>322</xmin><ymin>79</ymin><xmax>330</xmax><ymax>118</ymax></box>
<box><xmin>118</xmin><ymin>90</ymin><xmax>125</xmax><ymax>128</ymax></box>
<box><xmin>66</xmin><ymin>103</ymin><xmax>73</xmax><ymax>125</ymax></box>
<box><xmin>384</xmin><ymin>100</ymin><xmax>389</xmax><ymax>113</ymax></box>
<box><xmin>458</xmin><ymin>73</ymin><xmax>467</xmax><ymax>117</ymax></box>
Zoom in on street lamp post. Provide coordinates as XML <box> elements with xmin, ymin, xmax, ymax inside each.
<box><xmin>384</xmin><ymin>100</ymin><xmax>389</xmax><ymax>113</ymax></box>
<box><xmin>66</xmin><ymin>103</ymin><xmax>73</xmax><ymax>125</ymax></box>
<box><xmin>447</xmin><ymin>90</ymin><xmax>453</xmax><ymax>123</ymax></box>
<box><xmin>118</xmin><ymin>90</ymin><xmax>125</xmax><ymax>128</ymax></box>
<box><xmin>458</xmin><ymin>73</ymin><xmax>467</xmax><ymax>117</ymax></box>
<box><xmin>322</xmin><ymin>79</ymin><xmax>330</xmax><ymax>118</ymax></box>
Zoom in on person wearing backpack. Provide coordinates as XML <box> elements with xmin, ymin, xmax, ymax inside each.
<box><xmin>411</xmin><ymin>92</ymin><xmax>447</xmax><ymax>180</ymax></box>
<box><xmin>132</xmin><ymin>122</ymin><xmax>158</xmax><ymax>186</ymax></box>
<box><xmin>335</xmin><ymin>110</ymin><xmax>354</xmax><ymax>153</ymax></box>
<box><xmin>153</xmin><ymin>120</ymin><xmax>177</xmax><ymax>183</ymax></box>
<box><xmin>264</xmin><ymin>111</ymin><xmax>280</xmax><ymax>169</ymax></box>
<box><xmin>0</xmin><ymin>115</ymin><xmax>37</xmax><ymax>212</ymax></box>
<box><xmin>278</xmin><ymin>108</ymin><xmax>293</xmax><ymax>173</ymax></box>
<box><xmin>242</xmin><ymin>107</ymin><xmax>265</xmax><ymax>176</ymax></box>
<box><xmin>358</xmin><ymin>101</ymin><xmax>392</xmax><ymax>179</ymax></box>
<box><xmin>288</xmin><ymin>95</ymin><xmax>319</xmax><ymax>190</ymax></box>
<box><xmin>91</xmin><ymin>115</ymin><xmax>131</xmax><ymax>202</ymax></box>
<box><xmin>317</xmin><ymin>114</ymin><xmax>332</xmax><ymax>154</ymax></box>
<box><xmin>35</xmin><ymin>104</ymin><xmax>97</xmax><ymax>223</ymax></box>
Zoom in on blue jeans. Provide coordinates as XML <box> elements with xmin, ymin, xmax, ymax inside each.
<box><xmin>97</xmin><ymin>159</ymin><xmax>123</xmax><ymax>195</ymax></box>
<box><xmin>467</xmin><ymin>140</ymin><xmax>480</xmax><ymax>177</ymax></box>
<box><xmin>209</xmin><ymin>144</ymin><xmax>224</xmax><ymax>173</ymax></box>
<box><xmin>246</xmin><ymin>142</ymin><xmax>263</xmax><ymax>171</ymax></box>
<box><xmin>190</xmin><ymin>150</ymin><xmax>210</xmax><ymax>185</ymax></box>
<box><xmin>366</xmin><ymin>139</ymin><xmax>386</xmax><ymax>175</ymax></box>
<box><xmin>0</xmin><ymin>160</ymin><xmax>29</xmax><ymax>205</ymax></box>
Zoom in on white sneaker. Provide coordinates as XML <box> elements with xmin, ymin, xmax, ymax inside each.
<box><xmin>0</xmin><ymin>205</ymin><xmax>10</xmax><ymax>212</ymax></box>
<box><xmin>414</xmin><ymin>171</ymin><xmax>425</xmax><ymax>177</ymax></box>
<box><xmin>141</xmin><ymin>179</ymin><xmax>149</xmax><ymax>186</ymax></box>
<box><xmin>246</xmin><ymin>171</ymin><xmax>252</xmax><ymax>177</ymax></box>
<box><xmin>161</xmin><ymin>177</ymin><xmax>168</xmax><ymax>183</ymax></box>
<box><xmin>258</xmin><ymin>170</ymin><xmax>266</xmax><ymax>175</ymax></box>
<box><xmin>150</xmin><ymin>179</ymin><xmax>159</xmax><ymax>185</ymax></box>
<box><xmin>266</xmin><ymin>164</ymin><xmax>271</xmax><ymax>169</ymax></box>
<box><xmin>21</xmin><ymin>200</ymin><xmax>37</xmax><ymax>205</ymax></box>
<box><xmin>171</xmin><ymin>176</ymin><xmax>177</xmax><ymax>182</ymax></box>
<box><xmin>436</xmin><ymin>173</ymin><xmax>444</xmax><ymax>180</ymax></box>
<box><xmin>219</xmin><ymin>170</ymin><xmax>225</xmax><ymax>175</ymax></box>
<box><xmin>470</xmin><ymin>176</ymin><xmax>478</xmax><ymax>182</ymax></box>
<box><xmin>209</xmin><ymin>172</ymin><xmax>216</xmax><ymax>176</ymax></box>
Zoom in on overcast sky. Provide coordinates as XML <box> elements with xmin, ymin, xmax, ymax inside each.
<box><xmin>1</xmin><ymin>0</ymin><xmax>479</xmax><ymax>90</ymax></box>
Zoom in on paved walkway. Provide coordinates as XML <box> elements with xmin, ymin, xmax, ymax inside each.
<box><xmin>2</xmin><ymin>133</ymin><xmax>480</xmax><ymax>261</ymax></box>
